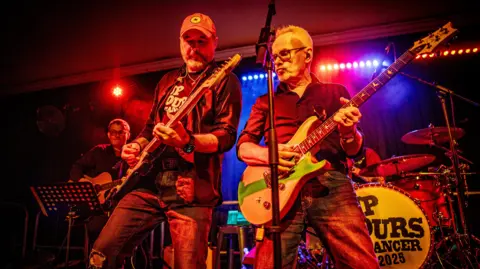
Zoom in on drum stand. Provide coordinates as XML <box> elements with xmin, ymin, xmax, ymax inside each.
<box><xmin>430</xmin><ymin>94</ymin><xmax>479</xmax><ymax>268</ymax></box>
<box><xmin>400</xmin><ymin>72</ymin><xmax>480</xmax><ymax>268</ymax></box>
<box><xmin>430</xmin><ymin>165</ymin><xmax>480</xmax><ymax>269</ymax></box>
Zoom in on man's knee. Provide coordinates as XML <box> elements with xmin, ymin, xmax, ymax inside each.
<box><xmin>89</xmin><ymin>249</ymin><xmax>107</xmax><ymax>269</ymax></box>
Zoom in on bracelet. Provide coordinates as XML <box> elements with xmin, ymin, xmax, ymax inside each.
<box><xmin>131</xmin><ymin>141</ymin><xmax>143</xmax><ymax>150</ymax></box>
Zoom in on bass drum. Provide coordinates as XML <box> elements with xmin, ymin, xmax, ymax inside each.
<box><xmin>355</xmin><ymin>183</ymin><xmax>433</xmax><ymax>269</ymax></box>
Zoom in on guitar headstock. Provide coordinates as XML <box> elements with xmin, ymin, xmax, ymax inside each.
<box><xmin>202</xmin><ymin>54</ymin><xmax>242</xmax><ymax>88</ymax></box>
<box><xmin>410</xmin><ymin>22</ymin><xmax>458</xmax><ymax>55</ymax></box>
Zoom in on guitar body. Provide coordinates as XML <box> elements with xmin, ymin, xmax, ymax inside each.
<box><xmin>81</xmin><ymin>172</ymin><xmax>114</xmax><ymax>205</ymax></box>
<box><xmin>238</xmin><ymin>116</ymin><xmax>328</xmax><ymax>225</ymax></box>
<box><xmin>107</xmin><ymin>149</ymin><xmax>158</xmax><ymax>202</ymax></box>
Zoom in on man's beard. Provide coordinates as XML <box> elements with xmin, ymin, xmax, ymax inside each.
<box><xmin>186</xmin><ymin>50</ymin><xmax>209</xmax><ymax>72</ymax></box>
<box><xmin>186</xmin><ymin>58</ymin><xmax>206</xmax><ymax>72</ymax></box>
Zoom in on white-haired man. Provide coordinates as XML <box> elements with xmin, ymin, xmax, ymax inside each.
<box><xmin>237</xmin><ymin>25</ymin><xmax>379</xmax><ymax>268</ymax></box>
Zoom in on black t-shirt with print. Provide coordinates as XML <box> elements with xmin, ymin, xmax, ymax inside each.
<box><xmin>136</xmin><ymin>76</ymin><xmax>197</xmax><ymax>207</ymax></box>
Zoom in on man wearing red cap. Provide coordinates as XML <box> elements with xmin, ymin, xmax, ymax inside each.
<box><xmin>89</xmin><ymin>13</ymin><xmax>242</xmax><ymax>269</ymax></box>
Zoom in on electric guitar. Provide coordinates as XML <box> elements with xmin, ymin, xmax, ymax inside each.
<box><xmin>106</xmin><ymin>54</ymin><xmax>242</xmax><ymax>201</ymax></box>
<box><xmin>238</xmin><ymin>22</ymin><xmax>458</xmax><ymax>225</ymax></box>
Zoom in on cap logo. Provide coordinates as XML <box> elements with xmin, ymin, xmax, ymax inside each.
<box><xmin>190</xmin><ymin>16</ymin><xmax>201</xmax><ymax>24</ymax></box>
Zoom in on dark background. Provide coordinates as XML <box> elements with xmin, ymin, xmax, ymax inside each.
<box><xmin>1</xmin><ymin>2</ymin><xmax>480</xmax><ymax>268</ymax></box>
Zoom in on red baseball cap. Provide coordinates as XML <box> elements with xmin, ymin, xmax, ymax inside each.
<box><xmin>180</xmin><ymin>13</ymin><xmax>216</xmax><ymax>38</ymax></box>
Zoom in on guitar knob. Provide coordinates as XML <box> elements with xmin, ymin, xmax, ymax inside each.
<box><xmin>263</xmin><ymin>201</ymin><xmax>271</xmax><ymax>210</ymax></box>
<box><xmin>279</xmin><ymin>183</ymin><xmax>285</xmax><ymax>191</ymax></box>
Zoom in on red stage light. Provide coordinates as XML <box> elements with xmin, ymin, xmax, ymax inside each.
<box><xmin>112</xmin><ymin>86</ymin><xmax>123</xmax><ymax>97</ymax></box>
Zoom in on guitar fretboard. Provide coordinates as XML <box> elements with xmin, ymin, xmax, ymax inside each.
<box><xmin>295</xmin><ymin>50</ymin><xmax>417</xmax><ymax>154</ymax></box>
<box><xmin>98</xmin><ymin>179</ymin><xmax>123</xmax><ymax>191</ymax></box>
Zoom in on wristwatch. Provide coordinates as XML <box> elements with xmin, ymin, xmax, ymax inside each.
<box><xmin>182</xmin><ymin>133</ymin><xmax>195</xmax><ymax>153</ymax></box>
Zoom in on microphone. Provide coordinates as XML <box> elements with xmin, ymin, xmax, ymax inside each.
<box><xmin>371</xmin><ymin>42</ymin><xmax>394</xmax><ymax>80</ymax></box>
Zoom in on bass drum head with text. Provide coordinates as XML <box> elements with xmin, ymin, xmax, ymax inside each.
<box><xmin>355</xmin><ymin>183</ymin><xmax>433</xmax><ymax>269</ymax></box>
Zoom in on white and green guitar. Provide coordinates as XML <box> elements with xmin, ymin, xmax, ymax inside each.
<box><xmin>238</xmin><ymin>22</ymin><xmax>458</xmax><ymax>225</ymax></box>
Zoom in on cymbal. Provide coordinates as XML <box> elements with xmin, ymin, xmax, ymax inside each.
<box><xmin>358</xmin><ymin>154</ymin><xmax>436</xmax><ymax>177</ymax></box>
<box><xmin>401</xmin><ymin>127</ymin><xmax>465</xmax><ymax>145</ymax></box>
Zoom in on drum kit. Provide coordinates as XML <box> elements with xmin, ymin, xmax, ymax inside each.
<box><xmin>297</xmin><ymin>125</ymin><xmax>480</xmax><ymax>269</ymax></box>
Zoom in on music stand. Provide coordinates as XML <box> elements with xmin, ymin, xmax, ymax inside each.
<box><xmin>30</xmin><ymin>181</ymin><xmax>104</xmax><ymax>268</ymax></box>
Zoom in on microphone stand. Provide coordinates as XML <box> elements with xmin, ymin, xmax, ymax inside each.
<box><xmin>400</xmin><ymin>71</ymin><xmax>480</xmax><ymax>266</ymax></box>
<box><xmin>255</xmin><ymin>1</ymin><xmax>282</xmax><ymax>268</ymax></box>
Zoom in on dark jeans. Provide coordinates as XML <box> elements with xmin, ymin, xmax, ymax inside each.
<box><xmin>254</xmin><ymin>171</ymin><xmax>379</xmax><ymax>269</ymax></box>
<box><xmin>89</xmin><ymin>189</ymin><xmax>212</xmax><ymax>269</ymax></box>
<box><xmin>86</xmin><ymin>215</ymin><xmax>109</xmax><ymax>243</ymax></box>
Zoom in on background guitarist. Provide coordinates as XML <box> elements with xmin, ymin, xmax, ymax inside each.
<box><xmin>88</xmin><ymin>13</ymin><xmax>242</xmax><ymax>269</ymax></box>
<box><xmin>236</xmin><ymin>25</ymin><xmax>379</xmax><ymax>269</ymax></box>
<box><xmin>69</xmin><ymin>118</ymin><xmax>131</xmax><ymax>245</ymax></box>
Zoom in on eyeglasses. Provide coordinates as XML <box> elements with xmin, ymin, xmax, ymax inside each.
<box><xmin>108</xmin><ymin>130</ymin><xmax>128</xmax><ymax>136</ymax></box>
<box><xmin>271</xmin><ymin>47</ymin><xmax>306</xmax><ymax>62</ymax></box>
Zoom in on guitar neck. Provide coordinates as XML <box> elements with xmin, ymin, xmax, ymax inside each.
<box><xmin>296</xmin><ymin>50</ymin><xmax>417</xmax><ymax>154</ymax></box>
<box><xmin>141</xmin><ymin>70</ymin><xmax>216</xmax><ymax>154</ymax></box>
<box><xmin>98</xmin><ymin>178</ymin><xmax>123</xmax><ymax>191</ymax></box>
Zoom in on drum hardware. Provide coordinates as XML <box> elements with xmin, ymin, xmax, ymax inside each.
<box><xmin>453</xmin><ymin>191</ymin><xmax>480</xmax><ymax>196</ymax></box>
<box><xmin>401</xmin><ymin>163</ymin><xmax>479</xmax><ymax>268</ymax></box>
<box><xmin>358</xmin><ymin>154</ymin><xmax>436</xmax><ymax>178</ymax></box>
<box><xmin>401</xmin><ymin>172</ymin><xmax>476</xmax><ymax>177</ymax></box>
<box><xmin>400</xmin><ymin>125</ymin><xmax>465</xmax><ymax>146</ymax></box>
<box><xmin>401</xmin><ymin>124</ymin><xmax>473</xmax><ymax>165</ymax></box>
<box><xmin>399</xmin><ymin>71</ymin><xmax>480</xmax><ymax>267</ymax></box>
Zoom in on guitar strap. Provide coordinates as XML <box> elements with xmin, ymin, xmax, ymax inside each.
<box><xmin>154</xmin><ymin>63</ymin><xmax>215</xmax><ymax>125</ymax></box>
